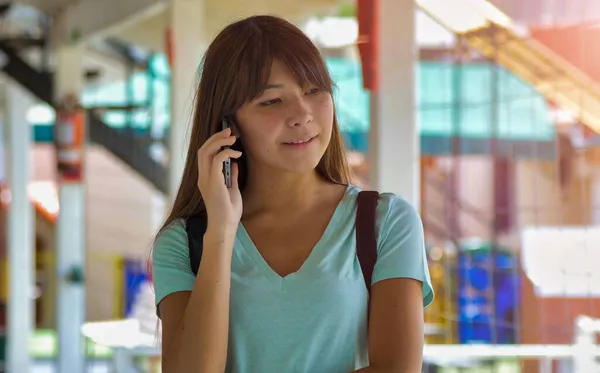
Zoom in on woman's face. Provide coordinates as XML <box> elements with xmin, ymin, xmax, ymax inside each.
<box><xmin>235</xmin><ymin>59</ymin><xmax>334</xmax><ymax>175</ymax></box>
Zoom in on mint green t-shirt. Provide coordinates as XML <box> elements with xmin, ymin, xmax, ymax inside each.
<box><xmin>153</xmin><ymin>185</ymin><xmax>434</xmax><ymax>373</ymax></box>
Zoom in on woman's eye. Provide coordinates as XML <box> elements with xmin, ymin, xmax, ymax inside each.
<box><xmin>306</xmin><ymin>88</ymin><xmax>321</xmax><ymax>95</ymax></box>
<box><xmin>260</xmin><ymin>98</ymin><xmax>281</xmax><ymax>106</ymax></box>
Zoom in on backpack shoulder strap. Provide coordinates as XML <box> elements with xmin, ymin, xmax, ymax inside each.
<box><xmin>356</xmin><ymin>190</ymin><xmax>379</xmax><ymax>295</ymax></box>
<box><xmin>185</xmin><ymin>213</ymin><xmax>208</xmax><ymax>276</ymax></box>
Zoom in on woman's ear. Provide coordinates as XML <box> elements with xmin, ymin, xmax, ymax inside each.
<box><xmin>229</xmin><ymin>115</ymin><xmax>242</xmax><ymax>139</ymax></box>
<box><xmin>230</xmin><ymin>120</ymin><xmax>244</xmax><ymax>153</ymax></box>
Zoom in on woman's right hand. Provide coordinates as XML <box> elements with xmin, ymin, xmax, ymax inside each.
<box><xmin>197</xmin><ymin>127</ymin><xmax>243</xmax><ymax>237</ymax></box>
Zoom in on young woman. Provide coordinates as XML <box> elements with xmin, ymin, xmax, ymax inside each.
<box><xmin>153</xmin><ymin>15</ymin><xmax>433</xmax><ymax>373</ymax></box>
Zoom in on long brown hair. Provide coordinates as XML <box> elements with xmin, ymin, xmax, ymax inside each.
<box><xmin>159</xmin><ymin>15</ymin><xmax>351</xmax><ymax>235</ymax></box>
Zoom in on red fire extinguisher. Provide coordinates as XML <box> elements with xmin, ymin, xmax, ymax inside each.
<box><xmin>54</xmin><ymin>94</ymin><xmax>86</xmax><ymax>183</ymax></box>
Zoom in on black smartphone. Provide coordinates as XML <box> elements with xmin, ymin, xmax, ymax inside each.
<box><xmin>221</xmin><ymin>118</ymin><xmax>232</xmax><ymax>188</ymax></box>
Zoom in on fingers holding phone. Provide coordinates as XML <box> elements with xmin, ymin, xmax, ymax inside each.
<box><xmin>196</xmin><ymin>127</ymin><xmax>235</xmax><ymax>172</ymax></box>
<box><xmin>221</xmin><ymin>119</ymin><xmax>233</xmax><ymax>188</ymax></box>
<box><xmin>196</xmin><ymin>125</ymin><xmax>243</xmax><ymax>233</ymax></box>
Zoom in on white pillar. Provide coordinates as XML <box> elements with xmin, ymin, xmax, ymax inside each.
<box><xmin>368</xmin><ymin>0</ymin><xmax>419</xmax><ymax>208</ymax></box>
<box><xmin>592</xmin><ymin>176</ymin><xmax>600</xmax><ymax>224</ymax></box>
<box><xmin>152</xmin><ymin>192</ymin><xmax>166</xmax><ymax>231</ymax></box>
<box><xmin>169</xmin><ymin>0</ymin><xmax>207</xmax><ymax>198</ymax></box>
<box><xmin>4</xmin><ymin>82</ymin><xmax>35</xmax><ymax>373</ymax></box>
<box><xmin>54</xmin><ymin>44</ymin><xmax>87</xmax><ymax>373</ymax></box>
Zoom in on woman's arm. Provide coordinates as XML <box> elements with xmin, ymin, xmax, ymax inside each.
<box><xmin>158</xmin><ymin>125</ymin><xmax>243</xmax><ymax>372</ymax></box>
<box><xmin>159</xmin><ymin>230</ymin><xmax>235</xmax><ymax>373</ymax></box>
<box><xmin>351</xmin><ymin>278</ymin><xmax>425</xmax><ymax>373</ymax></box>
<box><xmin>351</xmin><ymin>194</ymin><xmax>433</xmax><ymax>373</ymax></box>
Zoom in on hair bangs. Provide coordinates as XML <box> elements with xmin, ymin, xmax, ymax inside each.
<box><xmin>270</xmin><ymin>37</ymin><xmax>334</xmax><ymax>94</ymax></box>
<box><xmin>224</xmin><ymin>19</ymin><xmax>334</xmax><ymax>114</ymax></box>
<box><xmin>229</xmin><ymin>33</ymin><xmax>275</xmax><ymax>110</ymax></box>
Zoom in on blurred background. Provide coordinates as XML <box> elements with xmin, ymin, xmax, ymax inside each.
<box><xmin>0</xmin><ymin>0</ymin><xmax>600</xmax><ymax>372</ymax></box>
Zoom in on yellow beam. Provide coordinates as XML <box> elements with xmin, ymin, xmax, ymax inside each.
<box><xmin>417</xmin><ymin>0</ymin><xmax>600</xmax><ymax>134</ymax></box>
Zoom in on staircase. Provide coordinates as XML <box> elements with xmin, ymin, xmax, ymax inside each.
<box><xmin>87</xmin><ymin>112</ymin><xmax>168</xmax><ymax>193</ymax></box>
<box><xmin>0</xmin><ymin>40</ymin><xmax>168</xmax><ymax>194</ymax></box>
<box><xmin>417</xmin><ymin>0</ymin><xmax>600</xmax><ymax>134</ymax></box>
<box><xmin>0</xmin><ymin>40</ymin><xmax>53</xmax><ymax>103</ymax></box>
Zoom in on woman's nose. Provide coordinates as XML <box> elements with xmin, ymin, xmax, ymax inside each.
<box><xmin>287</xmin><ymin>98</ymin><xmax>313</xmax><ymax>127</ymax></box>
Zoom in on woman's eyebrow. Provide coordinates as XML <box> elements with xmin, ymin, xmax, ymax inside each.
<box><xmin>264</xmin><ymin>83</ymin><xmax>285</xmax><ymax>90</ymax></box>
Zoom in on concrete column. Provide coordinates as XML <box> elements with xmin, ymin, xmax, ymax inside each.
<box><xmin>152</xmin><ymin>192</ymin><xmax>166</xmax><ymax>231</ymax></box>
<box><xmin>592</xmin><ymin>175</ymin><xmax>600</xmax><ymax>224</ymax></box>
<box><xmin>4</xmin><ymin>82</ymin><xmax>35</xmax><ymax>373</ymax></box>
<box><xmin>168</xmin><ymin>0</ymin><xmax>208</xmax><ymax>198</ymax></box>
<box><xmin>54</xmin><ymin>44</ymin><xmax>87</xmax><ymax>373</ymax></box>
<box><xmin>368</xmin><ymin>0</ymin><xmax>420</xmax><ymax>208</ymax></box>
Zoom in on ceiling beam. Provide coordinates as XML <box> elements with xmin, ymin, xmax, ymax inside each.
<box><xmin>54</xmin><ymin>0</ymin><xmax>167</xmax><ymax>46</ymax></box>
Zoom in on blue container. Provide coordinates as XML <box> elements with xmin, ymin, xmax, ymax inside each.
<box><xmin>457</xmin><ymin>243</ymin><xmax>520</xmax><ymax>344</ymax></box>
<box><xmin>123</xmin><ymin>259</ymin><xmax>150</xmax><ymax>317</ymax></box>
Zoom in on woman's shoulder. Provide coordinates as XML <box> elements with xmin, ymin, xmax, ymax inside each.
<box><xmin>157</xmin><ymin>218</ymin><xmax>187</xmax><ymax>238</ymax></box>
<box><xmin>151</xmin><ymin>219</ymin><xmax>196</xmax><ymax>308</ymax></box>
<box><xmin>346</xmin><ymin>185</ymin><xmax>422</xmax><ymax>240</ymax></box>
<box><xmin>153</xmin><ymin>219</ymin><xmax>189</xmax><ymax>258</ymax></box>
<box><xmin>346</xmin><ymin>184</ymin><xmax>420</xmax><ymax>226</ymax></box>
<box><xmin>377</xmin><ymin>192</ymin><xmax>420</xmax><ymax>220</ymax></box>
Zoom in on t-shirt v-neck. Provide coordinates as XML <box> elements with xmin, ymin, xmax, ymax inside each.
<box><xmin>235</xmin><ymin>184</ymin><xmax>353</xmax><ymax>290</ymax></box>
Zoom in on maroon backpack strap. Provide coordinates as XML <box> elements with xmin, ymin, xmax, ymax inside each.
<box><xmin>356</xmin><ymin>190</ymin><xmax>379</xmax><ymax>295</ymax></box>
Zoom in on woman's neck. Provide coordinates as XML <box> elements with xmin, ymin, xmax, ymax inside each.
<box><xmin>241</xmin><ymin>169</ymin><xmax>327</xmax><ymax>217</ymax></box>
